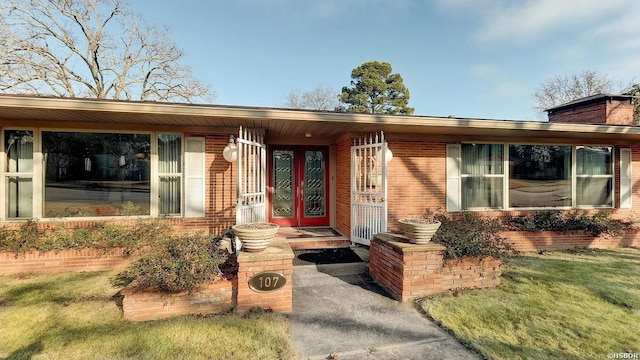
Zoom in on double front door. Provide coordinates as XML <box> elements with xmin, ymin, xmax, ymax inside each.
<box><xmin>269</xmin><ymin>146</ymin><xmax>329</xmax><ymax>227</ymax></box>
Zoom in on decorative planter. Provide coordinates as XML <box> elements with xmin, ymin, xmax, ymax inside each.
<box><xmin>398</xmin><ymin>219</ymin><xmax>441</xmax><ymax>244</ymax></box>
<box><xmin>232</xmin><ymin>222</ymin><xmax>280</xmax><ymax>252</ymax></box>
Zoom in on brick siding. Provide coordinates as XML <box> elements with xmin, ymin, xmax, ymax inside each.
<box><xmin>0</xmin><ymin>248</ymin><xmax>131</xmax><ymax>274</ymax></box>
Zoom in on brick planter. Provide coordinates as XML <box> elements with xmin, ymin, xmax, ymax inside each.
<box><xmin>370</xmin><ymin>233</ymin><xmax>501</xmax><ymax>301</ymax></box>
<box><xmin>120</xmin><ymin>237</ymin><xmax>294</xmax><ymax>321</ymax></box>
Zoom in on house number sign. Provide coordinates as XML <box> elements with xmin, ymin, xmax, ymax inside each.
<box><xmin>249</xmin><ymin>272</ymin><xmax>286</xmax><ymax>292</ymax></box>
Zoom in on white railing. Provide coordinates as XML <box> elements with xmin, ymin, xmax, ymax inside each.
<box><xmin>351</xmin><ymin>132</ymin><xmax>388</xmax><ymax>245</ymax></box>
<box><xmin>236</xmin><ymin>127</ymin><xmax>266</xmax><ymax>224</ymax></box>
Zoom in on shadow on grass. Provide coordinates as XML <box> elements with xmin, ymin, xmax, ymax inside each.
<box><xmin>1</xmin><ymin>272</ymin><xmax>110</xmax><ymax>306</ymax></box>
<box><xmin>504</xmin><ymin>249</ymin><xmax>640</xmax><ymax>310</ymax></box>
<box><xmin>2</xmin><ymin>340</ymin><xmax>43</xmax><ymax>360</ymax></box>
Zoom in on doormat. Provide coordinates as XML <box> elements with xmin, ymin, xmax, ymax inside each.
<box><xmin>293</xmin><ymin>247</ymin><xmax>363</xmax><ymax>266</ymax></box>
<box><xmin>295</xmin><ymin>227</ymin><xmax>342</xmax><ymax>237</ymax></box>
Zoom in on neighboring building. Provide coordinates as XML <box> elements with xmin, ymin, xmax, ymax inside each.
<box><xmin>1</xmin><ymin>93</ymin><xmax>638</xmax><ymax>246</ymax></box>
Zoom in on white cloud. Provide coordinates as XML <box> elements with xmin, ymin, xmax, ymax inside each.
<box><xmin>474</xmin><ymin>0</ymin><xmax>628</xmax><ymax>43</ymax></box>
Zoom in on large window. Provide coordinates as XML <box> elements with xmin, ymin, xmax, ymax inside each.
<box><xmin>453</xmin><ymin>143</ymin><xmax>615</xmax><ymax>210</ymax></box>
<box><xmin>4</xmin><ymin>130</ymin><xmax>34</xmax><ymax>218</ymax></box>
<box><xmin>43</xmin><ymin>132</ymin><xmax>151</xmax><ymax>217</ymax></box>
<box><xmin>461</xmin><ymin>144</ymin><xmax>504</xmax><ymax>209</ymax></box>
<box><xmin>509</xmin><ymin>145</ymin><xmax>571</xmax><ymax>208</ymax></box>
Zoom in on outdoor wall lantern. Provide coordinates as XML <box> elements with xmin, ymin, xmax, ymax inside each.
<box><xmin>223</xmin><ymin>135</ymin><xmax>238</xmax><ymax>163</ymax></box>
<box><xmin>377</xmin><ymin>147</ymin><xmax>393</xmax><ymax>164</ymax></box>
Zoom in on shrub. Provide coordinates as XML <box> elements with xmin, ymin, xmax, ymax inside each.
<box><xmin>0</xmin><ymin>219</ymin><xmax>171</xmax><ymax>256</ymax></box>
<box><xmin>507</xmin><ymin>211</ymin><xmax>625</xmax><ymax>236</ymax></box>
<box><xmin>432</xmin><ymin>212</ymin><xmax>514</xmax><ymax>260</ymax></box>
<box><xmin>112</xmin><ymin>232</ymin><xmax>228</xmax><ymax>293</ymax></box>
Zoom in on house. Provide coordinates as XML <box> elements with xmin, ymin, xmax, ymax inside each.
<box><xmin>2</xmin><ymin>93</ymin><xmax>640</xmax><ymax>250</ymax></box>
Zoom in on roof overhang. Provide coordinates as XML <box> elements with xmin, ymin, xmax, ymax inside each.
<box><xmin>1</xmin><ymin>94</ymin><xmax>640</xmax><ymax>144</ymax></box>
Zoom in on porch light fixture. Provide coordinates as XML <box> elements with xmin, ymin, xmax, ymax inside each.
<box><xmin>377</xmin><ymin>147</ymin><xmax>393</xmax><ymax>164</ymax></box>
<box><xmin>223</xmin><ymin>135</ymin><xmax>238</xmax><ymax>162</ymax></box>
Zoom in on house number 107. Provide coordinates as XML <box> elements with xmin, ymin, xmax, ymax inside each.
<box><xmin>249</xmin><ymin>272</ymin><xmax>287</xmax><ymax>292</ymax></box>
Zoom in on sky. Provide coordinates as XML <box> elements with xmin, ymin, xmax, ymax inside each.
<box><xmin>129</xmin><ymin>0</ymin><xmax>640</xmax><ymax>121</ymax></box>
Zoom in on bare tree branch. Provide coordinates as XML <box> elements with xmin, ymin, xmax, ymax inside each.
<box><xmin>284</xmin><ymin>84</ymin><xmax>339</xmax><ymax>111</ymax></box>
<box><xmin>0</xmin><ymin>0</ymin><xmax>214</xmax><ymax>102</ymax></box>
<box><xmin>532</xmin><ymin>70</ymin><xmax>615</xmax><ymax>118</ymax></box>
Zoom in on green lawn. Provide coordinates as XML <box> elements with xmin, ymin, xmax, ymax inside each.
<box><xmin>0</xmin><ymin>271</ymin><xmax>296</xmax><ymax>360</ymax></box>
<box><xmin>418</xmin><ymin>248</ymin><xmax>640</xmax><ymax>359</ymax></box>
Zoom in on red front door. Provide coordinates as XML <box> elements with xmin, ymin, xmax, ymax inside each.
<box><xmin>269</xmin><ymin>146</ymin><xmax>329</xmax><ymax>227</ymax></box>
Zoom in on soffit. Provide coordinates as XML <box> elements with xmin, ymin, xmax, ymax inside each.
<box><xmin>1</xmin><ymin>95</ymin><xmax>640</xmax><ymax>143</ymax></box>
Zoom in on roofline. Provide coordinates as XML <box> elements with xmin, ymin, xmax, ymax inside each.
<box><xmin>1</xmin><ymin>94</ymin><xmax>640</xmax><ymax>137</ymax></box>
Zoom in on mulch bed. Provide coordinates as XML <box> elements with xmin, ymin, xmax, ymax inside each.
<box><xmin>293</xmin><ymin>247</ymin><xmax>363</xmax><ymax>266</ymax></box>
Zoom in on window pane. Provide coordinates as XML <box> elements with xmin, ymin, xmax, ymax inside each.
<box><xmin>577</xmin><ymin>146</ymin><xmax>612</xmax><ymax>175</ymax></box>
<box><xmin>158</xmin><ymin>134</ymin><xmax>182</xmax><ymax>215</ymax></box>
<box><xmin>462</xmin><ymin>144</ymin><xmax>503</xmax><ymax>175</ymax></box>
<box><xmin>5</xmin><ymin>130</ymin><xmax>33</xmax><ymax>172</ymax></box>
<box><xmin>5</xmin><ymin>130</ymin><xmax>33</xmax><ymax>218</ymax></box>
<box><xmin>272</xmin><ymin>150</ymin><xmax>294</xmax><ymax>218</ymax></box>
<box><xmin>43</xmin><ymin>132</ymin><xmax>150</xmax><ymax>217</ymax></box>
<box><xmin>509</xmin><ymin>145</ymin><xmax>571</xmax><ymax>208</ymax></box>
<box><xmin>158</xmin><ymin>134</ymin><xmax>181</xmax><ymax>173</ymax></box>
<box><xmin>304</xmin><ymin>150</ymin><xmax>326</xmax><ymax>217</ymax></box>
<box><xmin>577</xmin><ymin>178</ymin><xmax>612</xmax><ymax>207</ymax></box>
<box><xmin>160</xmin><ymin>176</ymin><xmax>181</xmax><ymax>215</ymax></box>
<box><xmin>462</xmin><ymin>177</ymin><xmax>503</xmax><ymax>209</ymax></box>
<box><xmin>7</xmin><ymin>177</ymin><xmax>32</xmax><ymax>218</ymax></box>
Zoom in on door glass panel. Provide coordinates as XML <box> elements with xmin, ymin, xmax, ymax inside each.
<box><xmin>304</xmin><ymin>150</ymin><xmax>326</xmax><ymax>217</ymax></box>
<box><xmin>273</xmin><ymin>150</ymin><xmax>294</xmax><ymax>218</ymax></box>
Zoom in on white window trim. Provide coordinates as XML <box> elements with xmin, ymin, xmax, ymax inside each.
<box><xmin>620</xmin><ymin>148</ymin><xmax>632</xmax><ymax>209</ymax></box>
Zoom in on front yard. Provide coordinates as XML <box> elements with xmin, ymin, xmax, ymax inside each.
<box><xmin>0</xmin><ymin>271</ymin><xmax>295</xmax><ymax>360</ymax></box>
<box><xmin>418</xmin><ymin>248</ymin><xmax>640</xmax><ymax>359</ymax></box>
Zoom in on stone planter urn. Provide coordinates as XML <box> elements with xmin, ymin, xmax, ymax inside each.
<box><xmin>398</xmin><ymin>218</ymin><xmax>441</xmax><ymax>244</ymax></box>
<box><xmin>232</xmin><ymin>222</ymin><xmax>280</xmax><ymax>252</ymax></box>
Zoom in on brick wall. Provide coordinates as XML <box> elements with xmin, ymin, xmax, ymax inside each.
<box><xmin>503</xmin><ymin>230</ymin><xmax>640</xmax><ymax>252</ymax></box>
<box><xmin>369</xmin><ymin>233</ymin><xmax>501</xmax><ymax>301</ymax></box>
<box><xmin>386</xmin><ymin>139</ymin><xmax>446</xmax><ymax>230</ymax></box>
<box><xmin>335</xmin><ymin>134</ymin><xmax>352</xmax><ymax>236</ymax></box>
<box><xmin>121</xmin><ymin>279</ymin><xmax>236</xmax><ymax>322</ymax></box>
<box><xmin>0</xmin><ymin>248</ymin><xmax>131</xmax><ymax>274</ymax></box>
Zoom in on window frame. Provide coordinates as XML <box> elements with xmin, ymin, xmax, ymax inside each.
<box><xmin>456</xmin><ymin>142</ymin><xmax>616</xmax><ymax>211</ymax></box>
<box><xmin>156</xmin><ymin>133</ymin><xmax>184</xmax><ymax>217</ymax></box>
<box><xmin>2</xmin><ymin>128</ymin><xmax>37</xmax><ymax>220</ymax></box>
<box><xmin>459</xmin><ymin>143</ymin><xmax>505</xmax><ymax>210</ymax></box>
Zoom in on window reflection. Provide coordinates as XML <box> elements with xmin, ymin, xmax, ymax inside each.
<box><xmin>43</xmin><ymin>132</ymin><xmax>151</xmax><ymax>217</ymax></box>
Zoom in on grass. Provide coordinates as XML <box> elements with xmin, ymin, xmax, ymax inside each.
<box><xmin>418</xmin><ymin>248</ymin><xmax>640</xmax><ymax>359</ymax></box>
<box><xmin>0</xmin><ymin>271</ymin><xmax>296</xmax><ymax>359</ymax></box>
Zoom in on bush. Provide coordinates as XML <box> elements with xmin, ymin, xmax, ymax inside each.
<box><xmin>432</xmin><ymin>212</ymin><xmax>514</xmax><ymax>260</ymax></box>
<box><xmin>0</xmin><ymin>219</ymin><xmax>171</xmax><ymax>256</ymax></box>
<box><xmin>112</xmin><ymin>232</ymin><xmax>228</xmax><ymax>293</ymax></box>
<box><xmin>507</xmin><ymin>211</ymin><xmax>625</xmax><ymax>236</ymax></box>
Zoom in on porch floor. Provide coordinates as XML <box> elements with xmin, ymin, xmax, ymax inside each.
<box><xmin>277</xmin><ymin>227</ymin><xmax>351</xmax><ymax>250</ymax></box>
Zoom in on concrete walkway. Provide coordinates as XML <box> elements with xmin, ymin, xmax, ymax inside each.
<box><xmin>288</xmin><ymin>247</ymin><xmax>479</xmax><ymax>360</ymax></box>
